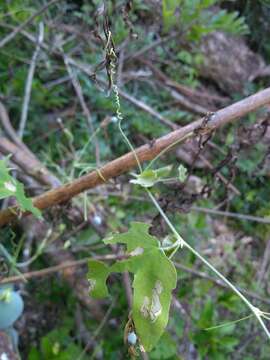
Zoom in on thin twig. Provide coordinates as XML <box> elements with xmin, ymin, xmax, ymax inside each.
<box><xmin>117</xmin><ymin>39</ymin><xmax>127</xmax><ymax>87</ymax></box>
<box><xmin>197</xmin><ymin>155</ymin><xmax>240</xmax><ymax>195</ymax></box>
<box><xmin>0</xmin><ymin>254</ymin><xmax>127</xmax><ymax>284</ymax></box>
<box><xmin>122</xmin><ymin>271</ymin><xmax>133</xmax><ymax>310</ymax></box>
<box><xmin>257</xmin><ymin>238</ymin><xmax>270</xmax><ymax>285</ymax></box>
<box><xmin>1</xmin><ymin>253</ymin><xmax>269</xmax><ymax>306</ymax></box>
<box><xmin>124</xmin><ymin>31</ymin><xmax>178</xmax><ymax>62</ymax></box>
<box><xmin>87</xmin><ymin>190</ymin><xmax>270</xmax><ymax>225</ymax></box>
<box><xmin>174</xmin><ymin>262</ymin><xmax>270</xmax><ymax>306</ymax></box>
<box><xmin>18</xmin><ymin>22</ymin><xmax>44</xmax><ymax>139</ymax></box>
<box><xmin>165</xmin><ymin>87</ymin><xmax>209</xmax><ymax>115</ymax></box>
<box><xmin>0</xmin><ymin>21</ymin><xmax>49</xmax><ymax>50</ymax></box>
<box><xmin>191</xmin><ymin>206</ymin><xmax>270</xmax><ymax>225</ymax></box>
<box><xmin>0</xmin><ymin>136</ymin><xmax>61</xmax><ymax>188</ymax></box>
<box><xmin>79</xmin><ymin>298</ymin><xmax>116</xmax><ymax>360</ymax></box>
<box><xmin>140</xmin><ymin>58</ymin><xmax>229</xmax><ymax>104</ymax></box>
<box><xmin>62</xmin><ymin>51</ymin><xmax>100</xmax><ymax>166</ymax></box>
<box><xmin>0</xmin><ymin>101</ymin><xmax>32</xmax><ymax>154</ymax></box>
<box><xmin>75</xmin><ymin>304</ymin><xmax>97</xmax><ymax>352</ymax></box>
<box><xmin>0</xmin><ymin>0</ymin><xmax>61</xmax><ymax>48</ymax></box>
<box><xmin>117</xmin><ymin>87</ymin><xmax>176</xmax><ymax>128</ymax></box>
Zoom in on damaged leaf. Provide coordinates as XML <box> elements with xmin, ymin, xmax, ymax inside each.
<box><xmin>87</xmin><ymin>222</ymin><xmax>177</xmax><ymax>351</ymax></box>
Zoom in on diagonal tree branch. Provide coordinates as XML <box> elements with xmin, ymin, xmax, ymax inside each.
<box><xmin>0</xmin><ymin>87</ymin><xmax>270</xmax><ymax>227</ymax></box>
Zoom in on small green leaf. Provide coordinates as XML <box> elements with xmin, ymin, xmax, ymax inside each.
<box><xmin>130</xmin><ymin>169</ymin><xmax>158</xmax><ymax>188</ymax></box>
<box><xmin>154</xmin><ymin>165</ymin><xmax>173</xmax><ymax>178</ymax></box>
<box><xmin>178</xmin><ymin>164</ymin><xmax>187</xmax><ymax>182</ymax></box>
<box><xmin>130</xmin><ymin>165</ymin><xmax>172</xmax><ymax>188</ymax></box>
<box><xmin>13</xmin><ymin>181</ymin><xmax>41</xmax><ymax>217</ymax></box>
<box><xmin>162</xmin><ymin>0</ymin><xmax>180</xmax><ymax>31</ymax></box>
<box><xmin>0</xmin><ymin>159</ymin><xmax>41</xmax><ymax>218</ymax></box>
<box><xmin>87</xmin><ymin>260</ymin><xmax>110</xmax><ymax>298</ymax></box>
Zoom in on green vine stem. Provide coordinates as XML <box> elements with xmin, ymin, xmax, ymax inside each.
<box><xmin>146</xmin><ymin>189</ymin><xmax>270</xmax><ymax>339</ymax></box>
<box><xmin>108</xmin><ymin>31</ymin><xmax>142</xmax><ymax>174</ymax></box>
<box><xmin>108</xmin><ymin>28</ymin><xmax>270</xmax><ymax>342</ymax></box>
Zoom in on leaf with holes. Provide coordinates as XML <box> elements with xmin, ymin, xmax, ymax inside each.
<box><xmin>88</xmin><ymin>222</ymin><xmax>177</xmax><ymax>351</ymax></box>
<box><xmin>131</xmin><ymin>247</ymin><xmax>177</xmax><ymax>351</ymax></box>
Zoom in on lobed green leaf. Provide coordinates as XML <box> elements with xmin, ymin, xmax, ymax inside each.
<box><xmin>0</xmin><ymin>159</ymin><xmax>41</xmax><ymax>218</ymax></box>
<box><xmin>88</xmin><ymin>222</ymin><xmax>177</xmax><ymax>351</ymax></box>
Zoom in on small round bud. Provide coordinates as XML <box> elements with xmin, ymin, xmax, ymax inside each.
<box><xmin>127</xmin><ymin>331</ymin><xmax>137</xmax><ymax>345</ymax></box>
<box><xmin>111</xmin><ymin>116</ymin><xmax>118</xmax><ymax>123</ymax></box>
<box><xmin>93</xmin><ymin>214</ymin><xmax>102</xmax><ymax>226</ymax></box>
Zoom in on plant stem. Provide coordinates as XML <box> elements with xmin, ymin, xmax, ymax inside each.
<box><xmin>144</xmin><ymin>132</ymin><xmax>193</xmax><ymax>172</ymax></box>
<box><xmin>146</xmin><ymin>189</ymin><xmax>270</xmax><ymax>340</ymax></box>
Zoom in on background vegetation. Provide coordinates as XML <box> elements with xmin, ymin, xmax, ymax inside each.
<box><xmin>0</xmin><ymin>0</ymin><xmax>270</xmax><ymax>359</ymax></box>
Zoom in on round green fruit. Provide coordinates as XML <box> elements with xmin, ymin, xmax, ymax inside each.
<box><xmin>0</xmin><ymin>287</ymin><xmax>24</xmax><ymax>329</ymax></box>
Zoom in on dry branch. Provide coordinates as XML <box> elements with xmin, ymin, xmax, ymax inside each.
<box><xmin>0</xmin><ymin>137</ymin><xmax>60</xmax><ymax>188</ymax></box>
<box><xmin>1</xmin><ymin>256</ymin><xmax>269</xmax><ymax>306</ymax></box>
<box><xmin>0</xmin><ymin>254</ymin><xmax>125</xmax><ymax>285</ymax></box>
<box><xmin>0</xmin><ymin>101</ymin><xmax>61</xmax><ymax>188</ymax></box>
<box><xmin>1</xmin><ymin>87</ymin><xmax>270</xmax><ymax>227</ymax></box>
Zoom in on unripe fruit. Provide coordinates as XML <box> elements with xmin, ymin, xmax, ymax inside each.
<box><xmin>0</xmin><ymin>287</ymin><xmax>24</xmax><ymax>330</ymax></box>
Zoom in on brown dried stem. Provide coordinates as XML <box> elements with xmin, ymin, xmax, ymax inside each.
<box><xmin>1</xmin><ymin>87</ymin><xmax>270</xmax><ymax>227</ymax></box>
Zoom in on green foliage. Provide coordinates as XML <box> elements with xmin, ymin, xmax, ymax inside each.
<box><xmin>162</xmin><ymin>0</ymin><xmax>181</xmax><ymax>32</ymax></box>
<box><xmin>162</xmin><ymin>0</ymin><xmax>248</xmax><ymax>40</ymax></box>
<box><xmin>0</xmin><ymin>159</ymin><xmax>41</xmax><ymax>218</ymax></box>
<box><xmin>150</xmin><ymin>332</ymin><xmax>178</xmax><ymax>359</ymax></box>
<box><xmin>87</xmin><ymin>260</ymin><xmax>110</xmax><ymax>298</ymax></box>
<box><xmin>239</xmin><ymin>0</ymin><xmax>270</xmax><ymax>61</ymax></box>
<box><xmin>88</xmin><ymin>222</ymin><xmax>177</xmax><ymax>351</ymax></box>
<box><xmin>0</xmin><ymin>1</ymin><xmax>269</xmax><ymax>358</ymax></box>
<box><xmin>28</xmin><ymin>321</ymin><xmax>82</xmax><ymax>360</ymax></box>
<box><xmin>191</xmin><ymin>300</ymin><xmax>240</xmax><ymax>358</ymax></box>
<box><xmin>0</xmin><ymin>1</ymin><xmax>34</xmax><ymax>22</ymax></box>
